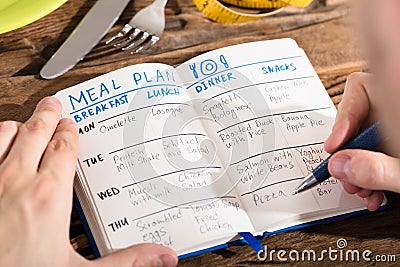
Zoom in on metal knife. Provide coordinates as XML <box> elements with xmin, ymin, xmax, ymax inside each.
<box><xmin>40</xmin><ymin>0</ymin><xmax>131</xmax><ymax>79</ymax></box>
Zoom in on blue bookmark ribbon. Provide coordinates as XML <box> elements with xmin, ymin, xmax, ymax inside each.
<box><xmin>239</xmin><ymin>232</ymin><xmax>263</xmax><ymax>253</ymax></box>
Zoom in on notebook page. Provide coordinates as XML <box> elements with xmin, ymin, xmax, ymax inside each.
<box><xmin>177</xmin><ymin>39</ymin><xmax>367</xmax><ymax>233</ymax></box>
<box><xmin>55</xmin><ymin>63</ymin><xmax>253</xmax><ymax>256</ymax></box>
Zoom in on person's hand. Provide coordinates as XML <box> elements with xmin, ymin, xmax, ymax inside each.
<box><xmin>324</xmin><ymin>72</ymin><xmax>400</xmax><ymax>211</ymax></box>
<box><xmin>0</xmin><ymin>97</ymin><xmax>178</xmax><ymax>267</ymax></box>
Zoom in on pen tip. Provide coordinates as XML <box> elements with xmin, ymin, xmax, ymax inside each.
<box><xmin>292</xmin><ymin>191</ymin><xmax>298</xmax><ymax>195</ymax></box>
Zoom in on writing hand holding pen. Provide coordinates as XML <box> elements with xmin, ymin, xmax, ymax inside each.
<box><xmin>298</xmin><ymin>73</ymin><xmax>400</xmax><ymax>211</ymax></box>
<box><xmin>294</xmin><ymin>121</ymin><xmax>381</xmax><ymax>194</ymax></box>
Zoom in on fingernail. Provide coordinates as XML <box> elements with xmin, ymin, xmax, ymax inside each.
<box><xmin>156</xmin><ymin>254</ymin><xmax>177</xmax><ymax>267</ymax></box>
<box><xmin>330</xmin><ymin>155</ymin><xmax>351</xmax><ymax>179</ymax></box>
<box><xmin>40</xmin><ymin>97</ymin><xmax>59</xmax><ymax>105</ymax></box>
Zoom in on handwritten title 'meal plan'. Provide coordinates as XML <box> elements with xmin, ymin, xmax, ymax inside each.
<box><xmin>67</xmin><ymin>69</ymin><xmax>178</xmax><ymax>123</ymax></box>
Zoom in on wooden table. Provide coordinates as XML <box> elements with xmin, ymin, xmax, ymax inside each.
<box><xmin>1</xmin><ymin>0</ymin><xmax>399</xmax><ymax>266</ymax></box>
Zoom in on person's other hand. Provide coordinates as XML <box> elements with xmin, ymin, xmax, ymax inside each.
<box><xmin>0</xmin><ymin>97</ymin><xmax>178</xmax><ymax>267</ymax></box>
<box><xmin>324</xmin><ymin>72</ymin><xmax>400</xmax><ymax>211</ymax></box>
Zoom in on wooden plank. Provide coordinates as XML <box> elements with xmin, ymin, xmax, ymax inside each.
<box><xmin>0</xmin><ymin>0</ymin><xmax>348</xmax><ymax>78</ymax></box>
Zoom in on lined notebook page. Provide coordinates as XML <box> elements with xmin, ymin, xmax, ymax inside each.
<box><xmin>55</xmin><ymin>63</ymin><xmax>254</xmax><ymax>256</ymax></box>
<box><xmin>178</xmin><ymin>39</ymin><xmax>367</xmax><ymax>233</ymax></box>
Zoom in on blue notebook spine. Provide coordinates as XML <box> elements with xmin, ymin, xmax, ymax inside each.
<box><xmin>73</xmin><ymin>192</ymin><xmax>101</xmax><ymax>258</ymax></box>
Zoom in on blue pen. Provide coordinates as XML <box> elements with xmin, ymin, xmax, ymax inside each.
<box><xmin>293</xmin><ymin>122</ymin><xmax>381</xmax><ymax>194</ymax></box>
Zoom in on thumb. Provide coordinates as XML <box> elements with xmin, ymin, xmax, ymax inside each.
<box><xmin>91</xmin><ymin>243</ymin><xmax>178</xmax><ymax>267</ymax></box>
<box><xmin>328</xmin><ymin>149</ymin><xmax>400</xmax><ymax>193</ymax></box>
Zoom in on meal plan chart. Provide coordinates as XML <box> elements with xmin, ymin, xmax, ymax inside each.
<box><xmin>55</xmin><ymin>39</ymin><xmax>367</xmax><ymax>256</ymax></box>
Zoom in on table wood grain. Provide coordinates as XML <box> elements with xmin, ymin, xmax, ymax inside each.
<box><xmin>0</xmin><ymin>0</ymin><xmax>399</xmax><ymax>266</ymax></box>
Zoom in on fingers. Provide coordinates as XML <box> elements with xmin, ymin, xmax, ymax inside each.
<box><xmin>341</xmin><ymin>180</ymin><xmax>373</xmax><ymax>198</ymax></box>
<box><xmin>329</xmin><ymin>149</ymin><xmax>400</xmax><ymax>193</ymax></box>
<box><xmin>92</xmin><ymin>243</ymin><xmax>178</xmax><ymax>267</ymax></box>
<box><xmin>325</xmin><ymin>72</ymin><xmax>375</xmax><ymax>153</ymax></box>
<box><xmin>39</xmin><ymin>118</ymin><xmax>79</xmax><ymax>187</ymax></box>
<box><xmin>340</xmin><ymin>180</ymin><xmax>383</xmax><ymax>211</ymax></box>
<box><xmin>0</xmin><ymin>121</ymin><xmax>21</xmax><ymax>162</ymax></box>
<box><xmin>341</xmin><ymin>180</ymin><xmax>363</xmax><ymax>195</ymax></box>
<box><xmin>3</xmin><ymin>97</ymin><xmax>62</xmax><ymax>171</ymax></box>
<box><xmin>365</xmin><ymin>191</ymin><xmax>385</xmax><ymax>211</ymax></box>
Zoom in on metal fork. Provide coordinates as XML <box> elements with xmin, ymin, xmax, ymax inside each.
<box><xmin>106</xmin><ymin>0</ymin><xmax>168</xmax><ymax>53</ymax></box>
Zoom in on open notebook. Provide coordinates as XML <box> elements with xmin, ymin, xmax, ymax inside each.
<box><xmin>54</xmin><ymin>38</ymin><xmax>385</xmax><ymax>258</ymax></box>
